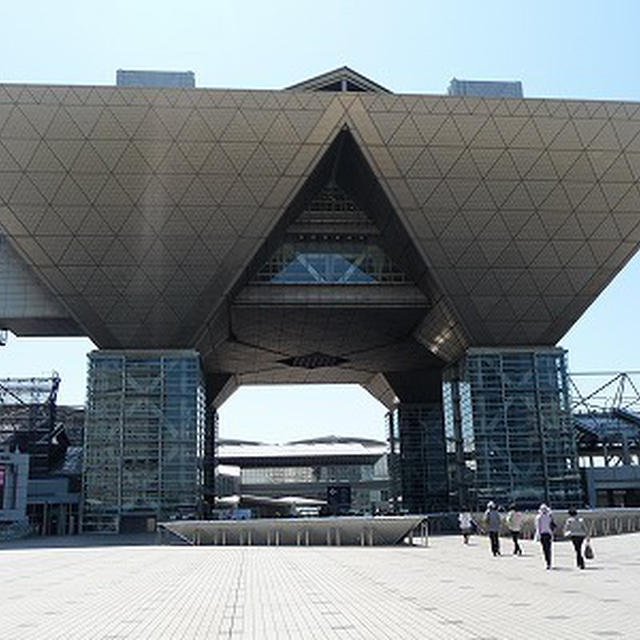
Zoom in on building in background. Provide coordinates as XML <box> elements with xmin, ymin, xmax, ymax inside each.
<box><xmin>0</xmin><ymin>448</ymin><xmax>29</xmax><ymax>533</ymax></box>
<box><xmin>218</xmin><ymin>436</ymin><xmax>390</xmax><ymax>515</ymax></box>
<box><xmin>572</xmin><ymin>372</ymin><xmax>640</xmax><ymax>508</ymax></box>
<box><xmin>215</xmin><ymin>463</ymin><xmax>241</xmax><ymax>501</ymax></box>
<box><xmin>0</xmin><ymin>376</ymin><xmax>83</xmax><ymax>535</ymax></box>
<box><xmin>576</xmin><ymin>410</ymin><xmax>640</xmax><ymax>507</ymax></box>
<box><xmin>0</xmin><ymin>376</ymin><xmax>60</xmax><ymax>478</ymax></box>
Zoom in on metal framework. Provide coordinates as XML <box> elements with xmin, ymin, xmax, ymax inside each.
<box><xmin>0</xmin><ymin>375</ymin><xmax>60</xmax><ymax>477</ymax></box>
<box><xmin>82</xmin><ymin>351</ymin><xmax>206</xmax><ymax>533</ymax></box>
<box><xmin>570</xmin><ymin>372</ymin><xmax>640</xmax><ymax>468</ymax></box>
<box><xmin>443</xmin><ymin>349</ymin><xmax>582</xmax><ymax>510</ymax></box>
<box><xmin>570</xmin><ymin>372</ymin><xmax>640</xmax><ymax>414</ymax></box>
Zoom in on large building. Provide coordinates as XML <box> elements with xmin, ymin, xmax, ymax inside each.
<box><xmin>2</xmin><ymin>66</ymin><xmax>640</xmax><ymax>528</ymax></box>
<box><xmin>218</xmin><ymin>436</ymin><xmax>390</xmax><ymax>515</ymax></box>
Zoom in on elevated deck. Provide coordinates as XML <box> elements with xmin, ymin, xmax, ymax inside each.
<box><xmin>159</xmin><ymin>515</ymin><xmax>425</xmax><ymax>546</ymax></box>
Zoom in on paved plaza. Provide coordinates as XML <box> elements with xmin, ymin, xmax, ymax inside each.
<box><xmin>1</xmin><ymin>532</ymin><xmax>638</xmax><ymax>639</ymax></box>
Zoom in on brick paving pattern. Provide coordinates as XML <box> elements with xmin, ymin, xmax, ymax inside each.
<box><xmin>1</xmin><ymin>532</ymin><xmax>638</xmax><ymax>639</ymax></box>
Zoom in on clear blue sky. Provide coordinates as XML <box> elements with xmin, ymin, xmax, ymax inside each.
<box><xmin>1</xmin><ymin>1</ymin><xmax>640</xmax><ymax>441</ymax></box>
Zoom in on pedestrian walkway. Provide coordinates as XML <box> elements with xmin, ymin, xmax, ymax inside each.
<box><xmin>1</xmin><ymin>532</ymin><xmax>638</xmax><ymax>639</ymax></box>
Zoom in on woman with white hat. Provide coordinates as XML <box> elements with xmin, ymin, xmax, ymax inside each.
<box><xmin>534</xmin><ymin>504</ymin><xmax>555</xmax><ymax>569</ymax></box>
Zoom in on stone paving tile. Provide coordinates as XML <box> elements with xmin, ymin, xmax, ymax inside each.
<box><xmin>0</xmin><ymin>532</ymin><xmax>638</xmax><ymax>639</ymax></box>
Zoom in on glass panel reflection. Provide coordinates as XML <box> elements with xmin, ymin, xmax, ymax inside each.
<box><xmin>254</xmin><ymin>241</ymin><xmax>409</xmax><ymax>284</ymax></box>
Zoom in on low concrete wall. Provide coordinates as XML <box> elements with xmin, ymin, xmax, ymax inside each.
<box><xmin>428</xmin><ymin>508</ymin><xmax>640</xmax><ymax>539</ymax></box>
<box><xmin>526</xmin><ymin>508</ymin><xmax>640</xmax><ymax>539</ymax></box>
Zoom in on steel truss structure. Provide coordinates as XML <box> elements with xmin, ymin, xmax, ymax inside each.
<box><xmin>0</xmin><ymin>375</ymin><xmax>60</xmax><ymax>477</ymax></box>
<box><xmin>571</xmin><ymin>372</ymin><xmax>640</xmax><ymax>467</ymax></box>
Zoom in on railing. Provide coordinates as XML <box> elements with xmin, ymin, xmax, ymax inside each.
<box><xmin>508</xmin><ymin>508</ymin><xmax>640</xmax><ymax>540</ymax></box>
<box><xmin>566</xmin><ymin>509</ymin><xmax>640</xmax><ymax>538</ymax></box>
<box><xmin>424</xmin><ymin>508</ymin><xmax>640</xmax><ymax>540</ymax></box>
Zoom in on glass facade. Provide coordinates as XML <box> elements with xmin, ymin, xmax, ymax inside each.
<box><xmin>82</xmin><ymin>351</ymin><xmax>206</xmax><ymax>533</ymax></box>
<box><xmin>252</xmin><ymin>183</ymin><xmax>410</xmax><ymax>285</ymax></box>
<box><xmin>116</xmin><ymin>69</ymin><xmax>196</xmax><ymax>88</ymax></box>
<box><xmin>221</xmin><ymin>442</ymin><xmax>391</xmax><ymax>514</ymax></box>
<box><xmin>387</xmin><ymin>404</ymin><xmax>449</xmax><ymax>513</ymax></box>
<box><xmin>253</xmin><ymin>241</ymin><xmax>409</xmax><ymax>284</ymax></box>
<box><xmin>241</xmin><ymin>462</ymin><xmax>383</xmax><ymax>485</ymax></box>
<box><xmin>447</xmin><ymin>78</ymin><xmax>523</xmax><ymax>98</ymax></box>
<box><xmin>444</xmin><ymin>348</ymin><xmax>582</xmax><ymax>510</ymax></box>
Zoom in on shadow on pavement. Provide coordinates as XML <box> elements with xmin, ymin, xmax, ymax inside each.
<box><xmin>0</xmin><ymin>533</ymin><xmax>158</xmax><ymax>551</ymax></box>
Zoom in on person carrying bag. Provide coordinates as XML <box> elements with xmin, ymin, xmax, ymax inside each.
<box><xmin>563</xmin><ymin>508</ymin><xmax>589</xmax><ymax>569</ymax></box>
<box><xmin>584</xmin><ymin>534</ymin><xmax>595</xmax><ymax>560</ymax></box>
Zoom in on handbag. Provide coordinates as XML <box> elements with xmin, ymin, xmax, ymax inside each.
<box><xmin>584</xmin><ymin>540</ymin><xmax>594</xmax><ymax>560</ymax></box>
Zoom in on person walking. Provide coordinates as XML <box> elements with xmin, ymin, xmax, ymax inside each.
<box><xmin>458</xmin><ymin>511</ymin><xmax>473</xmax><ymax>544</ymax></box>
<box><xmin>534</xmin><ymin>503</ymin><xmax>555</xmax><ymax>569</ymax></box>
<box><xmin>483</xmin><ymin>501</ymin><xmax>501</xmax><ymax>556</ymax></box>
<box><xmin>564</xmin><ymin>508</ymin><xmax>588</xmax><ymax>569</ymax></box>
<box><xmin>505</xmin><ymin>503</ymin><xmax>523</xmax><ymax>556</ymax></box>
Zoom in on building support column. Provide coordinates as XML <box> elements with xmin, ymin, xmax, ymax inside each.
<box><xmin>82</xmin><ymin>349</ymin><xmax>205</xmax><ymax>533</ymax></box>
<box><xmin>443</xmin><ymin>347</ymin><xmax>582</xmax><ymax>509</ymax></box>
<box><xmin>384</xmin><ymin>369</ymin><xmax>448</xmax><ymax>514</ymax></box>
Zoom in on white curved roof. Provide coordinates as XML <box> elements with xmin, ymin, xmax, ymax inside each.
<box><xmin>218</xmin><ymin>440</ymin><xmax>387</xmax><ymax>461</ymax></box>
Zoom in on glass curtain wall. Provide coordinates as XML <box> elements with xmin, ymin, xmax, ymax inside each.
<box><xmin>444</xmin><ymin>348</ymin><xmax>582</xmax><ymax>510</ymax></box>
<box><xmin>252</xmin><ymin>183</ymin><xmax>410</xmax><ymax>285</ymax></box>
<box><xmin>387</xmin><ymin>404</ymin><xmax>448</xmax><ymax>513</ymax></box>
<box><xmin>82</xmin><ymin>351</ymin><xmax>205</xmax><ymax>533</ymax></box>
